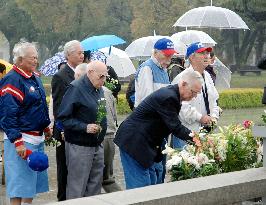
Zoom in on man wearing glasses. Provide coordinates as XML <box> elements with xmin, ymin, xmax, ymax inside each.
<box><xmin>57</xmin><ymin>61</ymin><xmax>108</xmax><ymax>199</ymax></box>
<box><xmin>172</xmin><ymin>42</ymin><xmax>220</xmax><ymax>149</ymax></box>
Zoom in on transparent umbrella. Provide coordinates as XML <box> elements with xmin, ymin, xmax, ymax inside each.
<box><xmin>213</xmin><ymin>57</ymin><xmax>232</xmax><ymax>91</ymax></box>
<box><xmin>99</xmin><ymin>46</ymin><xmax>136</xmax><ymax>78</ymax></box>
<box><xmin>125</xmin><ymin>35</ymin><xmax>186</xmax><ymax>59</ymax></box>
<box><xmin>171</xmin><ymin>30</ymin><xmax>217</xmax><ymax>47</ymax></box>
<box><xmin>173</xmin><ymin>6</ymin><xmax>249</xmax><ymax>30</ymax></box>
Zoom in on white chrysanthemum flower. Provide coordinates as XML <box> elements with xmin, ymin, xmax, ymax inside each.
<box><xmin>187</xmin><ymin>156</ymin><xmax>200</xmax><ymax>169</ymax></box>
<box><xmin>166</xmin><ymin>155</ymin><xmax>182</xmax><ymax>169</ymax></box>
<box><xmin>180</xmin><ymin>150</ymin><xmax>190</xmax><ymax>162</ymax></box>
<box><xmin>264</xmin><ymin>110</ymin><xmax>266</xmax><ymax>114</ymax></box>
<box><xmin>197</xmin><ymin>153</ymin><xmax>209</xmax><ymax>165</ymax></box>
<box><xmin>162</xmin><ymin>144</ymin><xmax>175</xmax><ymax>156</ymax></box>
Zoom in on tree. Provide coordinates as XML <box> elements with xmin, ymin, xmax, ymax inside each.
<box><xmin>0</xmin><ymin>0</ymin><xmax>37</xmax><ymax>61</ymax></box>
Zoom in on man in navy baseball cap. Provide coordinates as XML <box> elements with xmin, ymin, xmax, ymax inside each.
<box><xmin>186</xmin><ymin>42</ymin><xmax>212</xmax><ymax>59</ymax></box>
<box><xmin>154</xmin><ymin>38</ymin><xmax>177</xmax><ymax>56</ymax></box>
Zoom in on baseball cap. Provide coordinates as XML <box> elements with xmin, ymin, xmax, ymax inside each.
<box><xmin>154</xmin><ymin>38</ymin><xmax>177</xmax><ymax>56</ymax></box>
<box><xmin>27</xmin><ymin>151</ymin><xmax>49</xmax><ymax>172</ymax></box>
<box><xmin>186</xmin><ymin>42</ymin><xmax>212</xmax><ymax>58</ymax></box>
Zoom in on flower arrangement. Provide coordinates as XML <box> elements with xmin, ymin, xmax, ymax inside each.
<box><xmin>165</xmin><ymin>120</ymin><xmax>262</xmax><ymax>182</ymax></box>
<box><xmin>45</xmin><ymin>136</ymin><xmax>60</xmax><ymax>147</ymax></box>
<box><xmin>105</xmin><ymin>77</ymin><xmax>119</xmax><ymax>92</ymax></box>
<box><xmin>96</xmin><ymin>97</ymin><xmax>107</xmax><ymax>128</ymax></box>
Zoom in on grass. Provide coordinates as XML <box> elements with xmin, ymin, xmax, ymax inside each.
<box><xmin>230</xmin><ymin>71</ymin><xmax>266</xmax><ymax>88</ymax></box>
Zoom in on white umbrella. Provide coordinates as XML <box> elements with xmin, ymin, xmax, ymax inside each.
<box><xmin>125</xmin><ymin>35</ymin><xmax>169</xmax><ymax>59</ymax></box>
<box><xmin>125</xmin><ymin>35</ymin><xmax>187</xmax><ymax>59</ymax></box>
<box><xmin>173</xmin><ymin>6</ymin><xmax>249</xmax><ymax>29</ymax></box>
<box><xmin>171</xmin><ymin>30</ymin><xmax>217</xmax><ymax>47</ymax></box>
<box><xmin>213</xmin><ymin>57</ymin><xmax>232</xmax><ymax>91</ymax></box>
<box><xmin>99</xmin><ymin>47</ymin><xmax>136</xmax><ymax>78</ymax></box>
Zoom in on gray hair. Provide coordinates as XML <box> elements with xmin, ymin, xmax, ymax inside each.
<box><xmin>74</xmin><ymin>63</ymin><xmax>88</xmax><ymax>79</ymax></box>
<box><xmin>13</xmin><ymin>41</ymin><xmax>37</xmax><ymax>64</ymax></box>
<box><xmin>63</xmin><ymin>40</ymin><xmax>81</xmax><ymax>59</ymax></box>
<box><xmin>181</xmin><ymin>70</ymin><xmax>204</xmax><ymax>86</ymax></box>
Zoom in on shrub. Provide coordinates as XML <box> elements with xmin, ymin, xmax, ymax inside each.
<box><xmin>117</xmin><ymin>94</ymin><xmax>131</xmax><ymax>115</ymax></box>
<box><xmin>219</xmin><ymin>88</ymin><xmax>264</xmax><ymax>109</ymax></box>
<box><xmin>44</xmin><ymin>86</ymin><xmax>264</xmax><ymax>114</ymax></box>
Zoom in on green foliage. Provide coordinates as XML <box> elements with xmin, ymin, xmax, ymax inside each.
<box><xmin>117</xmin><ymin>94</ymin><xmax>131</xmax><ymax>115</ymax></box>
<box><xmin>167</xmin><ymin>122</ymin><xmax>262</xmax><ymax>182</ymax></box>
<box><xmin>219</xmin><ymin>88</ymin><xmax>264</xmax><ymax>109</ymax></box>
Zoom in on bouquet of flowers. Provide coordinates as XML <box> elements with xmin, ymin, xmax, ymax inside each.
<box><xmin>96</xmin><ymin>97</ymin><xmax>107</xmax><ymax>132</ymax></box>
<box><xmin>104</xmin><ymin>77</ymin><xmax>119</xmax><ymax>92</ymax></box>
<box><xmin>165</xmin><ymin>120</ymin><xmax>262</xmax><ymax>182</ymax></box>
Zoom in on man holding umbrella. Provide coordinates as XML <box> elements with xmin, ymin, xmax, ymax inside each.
<box><xmin>51</xmin><ymin>40</ymin><xmax>84</xmax><ymax>201</ymax></box>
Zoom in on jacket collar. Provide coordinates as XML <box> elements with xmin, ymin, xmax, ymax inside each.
<box><xmin>13</xmin><ymin>65</ymin><xmax>33</xmax><ymax>78</ymax></box>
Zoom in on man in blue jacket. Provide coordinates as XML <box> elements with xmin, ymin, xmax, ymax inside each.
<box><xmin>114</xmin><ymin>70</ymin><xmax>203</xmax><ymax>189</ymax></box>
<box><xmin>57</xmin><ymin>61</ymin><xmax>108</xmax><ymax>199</ymax></box>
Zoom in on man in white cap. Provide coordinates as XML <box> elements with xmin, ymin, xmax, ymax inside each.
<box><xmin>172</xmin><ymin>42</ymin><xmax>219</xmax><ymax>148</ymax></box>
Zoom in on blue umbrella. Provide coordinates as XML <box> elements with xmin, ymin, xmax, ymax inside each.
<box><xmin>39</xmin><ymin>52</ymin><xmax>66</xmax><ymax>76</ymax></box>
<box><xmin>81</xmin><ymin>35</ymin><xmax>126</xmax><ymax>51</ymax></box>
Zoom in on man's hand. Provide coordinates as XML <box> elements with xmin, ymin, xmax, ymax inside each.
<box><xmin>87</xmin><ymin>124</ymin><xmax>101</xmax><ymax>134</ymax></box>
<box><xmin>44</xmin><ymin>129</ymin><xmax>52</xmax><ymax>140</ymax></box>
<box><xmin>200</xmin><ymin>115</ymin><xmax>212</xmax><ymax>125</ymax></box>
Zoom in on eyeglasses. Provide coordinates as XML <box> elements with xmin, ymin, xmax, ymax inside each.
<box><xmin>190</xmin><ymin>89</ymin><xmax>201</xmax><ymax>96</ymax></box>
<box><xmin>97</xmin><ymin>73</ymin><xmax>108</xmax><ymax>80</ymax></box>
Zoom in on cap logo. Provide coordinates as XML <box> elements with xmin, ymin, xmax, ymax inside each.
<box><xmin>197</xmin><ymin>42</ymin><xmax>203</xmax><ymax>49</ymax></box>
<box><xmin>166</xmin><ymin>41</ymin><xmax>174</xmax><ymax>49</ymax></box>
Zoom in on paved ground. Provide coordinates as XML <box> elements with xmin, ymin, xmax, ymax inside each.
<box><xmin>1</xmin><ymin>110</ymin><xmax>264</xmax><ymax>205</ymax></box>
<box><xmin>0</xmin><ymin>143</ymin><xmax>126</xmax><ymax>205</ymax></box>
<box><xmin>0</xmin><ymin>115</ymin><xmax>127</xmax><ymax>205</ymax></box>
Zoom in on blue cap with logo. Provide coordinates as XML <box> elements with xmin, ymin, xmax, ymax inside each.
<box><xmin>154</xmin><ymin>38</ymin><xmax>177</xmax><ymax>56</ymax></box>
<box><xmin>186</xmin><ymin>42</ymin><xmax>212</xmax><ymax>59</ymax></box>
<box><xmin>27</xmin><ymin>151</ymin><xmax>49</xmax><ymax>172</ymax></box>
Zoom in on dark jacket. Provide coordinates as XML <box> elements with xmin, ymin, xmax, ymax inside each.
<box><xmin>57</xmin><ymin>75</ymin><xmax>107</xmax><ymax>147</ymax></box>
<box><xmin>51</xmin><ymin>64</ymin><xmax>74</xmax><ymax>140</ymax></box>
<box><xmin>114</xmin><ymin>84</ymin><xmax>191</xmax><ymax>168</ymax></box>
<box><xmin>0</xmin><ymin>66</ymin><xmax>50</xmax><ymax>142</ymax></box>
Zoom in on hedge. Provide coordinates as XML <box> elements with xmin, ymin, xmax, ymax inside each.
<box><xmin>218</xmin><ymin>88</ymin><xmax>264</xmax><ymax>109</ymax></box>
<box><xmin>44</xmin><ymin>84</ymin><xmax>264</xmax><ymax>115</ymax></box>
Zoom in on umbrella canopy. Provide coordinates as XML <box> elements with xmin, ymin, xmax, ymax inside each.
<box><xmin>125</xmin><ymin>35</ymin><xmax>187</xmax><ymax>59</ymax></box>
<box><xmin>39</xmin><ymin>52</ymin><xmax>66</xmax><ymax>76</ymax></box>
<box><xmin>213</xmin><ymin>57</ymin><xmax>231</xmax><ymax>90</ymax></box>
<box><xmin>81</xmin><ymin>35</ymin><xmax>126</xmax><ymax>51</ymax></box>
<box><xmin>173</xmin><ymin>6</ymin><xmax>249</xmax><ymax>29</ymax></box>
<box><xmin>99</xmin><ymin>46</ymin><xmax>136</xmax><ymax>78</ymax></box>
<box><xmin>171</xmin><ymin>30</ymin><xmax>217</xmax><ymax>47</ymax></box>
<box><xmin>125</xmin><ymin>35</ymin><xmax>170</xmax><ymax>59</ymax></box>
<box><xmin>0</xmin><ymin>59</ymin><xmax>13</xmax><ymax>73</ymax></box>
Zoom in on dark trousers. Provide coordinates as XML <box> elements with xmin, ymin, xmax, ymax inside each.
<box><xmin>56</xmin><ymin>140</ymin><xmax>67</xmax><ymax>201</ymax></box>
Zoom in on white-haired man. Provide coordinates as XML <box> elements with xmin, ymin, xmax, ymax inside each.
<box><xmin>58</xmin><ymin>61</ymin><xmax>108</xmax><ymax>199</ymax></box>
<box><xmin>114</xmin><ymin>70</ymin><xmax>202</xmax><ymax>189</ymax></box>
<box><xmin>51</xmin><ymin>40</ymin><xmax>84</xmax><ymax>201</ymax></box>
<box><xmin>172</xmin><ymin>42</ymin><xmax>219</xmax><ymax>148</ymax></box>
